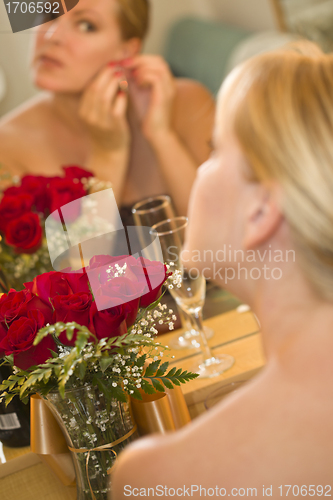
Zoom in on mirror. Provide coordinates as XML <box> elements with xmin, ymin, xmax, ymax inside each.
<box><xmin>271</xmin><ymin>0</ymin><xmax>333</xmax><ymax>52</ymax></box>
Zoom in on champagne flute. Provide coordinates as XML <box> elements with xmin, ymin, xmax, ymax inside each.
<box><xmin>151</xmin><ymin>217</ymin><xmax>234</xmax><ymax>378</ymax></box>
<box><xmin>132</xmin><ymin>195</ymin><xmax>175</xmax><ymax>227</ymax></box>
<box><xmin>132</xmin><ymin>196</ymin><xmax>213</xmax><ymax>349</ymax></box>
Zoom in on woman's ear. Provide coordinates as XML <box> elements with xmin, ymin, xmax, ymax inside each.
<box><xmin>243</xmin><ymin>183</ymin><xmax>283</xmax><ymax>250</ymax></box>
<box><xmin>122</xmin><ymin>37</ymin><xmax>142</xmax><ymax>58</ymax></box>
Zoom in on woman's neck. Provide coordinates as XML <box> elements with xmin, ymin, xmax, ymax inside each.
<box><xmin>252</xmin><ymin>266</ymin><xmax>333</xmax><ymax>375</ymax></box>
<box><xmin>49</xmin><ymin>92</ymin><xmax>87</xmax><ymax>134</ymax></box>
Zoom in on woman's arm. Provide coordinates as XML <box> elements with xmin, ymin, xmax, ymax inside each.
<box><xmin>149</xmin><ymin>79</ymin><xmax>215</xmax><ymax>216</ymax></box>
<box><xmin>125</xmin><ymin>56</ymin><xmax>215</xmax><ymax>215</ymax></box>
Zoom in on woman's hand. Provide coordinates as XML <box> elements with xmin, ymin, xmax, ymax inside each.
<box><xmin>79</xmin><ymin>66</ymin><xmax>130</xmax><ymax>155</ymax></box>
<box><xmin>125</xmin><ymin>55</ymin><xmax>176</xmax><ymax>143</ymax></box>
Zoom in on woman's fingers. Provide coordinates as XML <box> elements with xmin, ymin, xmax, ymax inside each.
<box><xmin>79</xmin><ymin>65</ymin><xmax>130</xmax><ymax>152</ymax></box>
<box><xmin>113</xmin><ymin>90</ymin><xmax>128</xmax><ymax>118</ymax></box>
<box><xmin>80</xmin><ymin>67</ymin><xmax>127</xmax><ymax>125</ymax></box>
<box><xmin>124</xmin><ymin>54</ymin><xmax>167</xmax><ymax>72</ymax></box>
<box><xmin>89</xmin><ymin>69</ymin><xmax>119</xmax><ymax>121</ymax></box>
<box><xmin>96</xmin><ymin>76</ymin><xmax>121</xmax><ymax>123</ymax></box>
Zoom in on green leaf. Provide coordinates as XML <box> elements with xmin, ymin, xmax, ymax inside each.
<box><xmin>66</xmin><ymin>325</ymin><xmax>75</xmax><ymax>342</ymax></box>
<box><xmin>43</xmin><ymin>369</ymin><xmax>52</xmax><ymax>383</ymax></box>
<box><xmin>8</xmin><ymin>379</ymin><xmax>17</xmax><ymax>391</ymax></box>
<box><xmin>169</xmin><ymin>378</ymin><xmax>181</xmax><ymax>386</ymax></box>
<box><xmin>110</xmin><ymin>385</ymin><xmax>127</xmax><ymax>403</ymax></box>
<box><xmin>135</xmin><ymin>354</ymin><xmax>147</xmax><ymax>369</ymax></box>
<box><xmin>77</xmin><ymin>360</ymin><xmax>87</xmax><ymax>381</ymax></box>
<box><xmin>5</xmin><ymin>393</ymin><xmax>15</xmax><ymax>406</ymax></box>
<box><xmin>34</xmin><ymin>324</ymin><xmax>56</xmax><ymax>345</ymax></box>
<box><xmin>159</xmin><ymin>377</ymin><xmax>173</xmax><ymax>390</ymax></box>
<box><xmin>144</xmin><ymin>360</ymin><xmax>161</xmax><ymax>378</ymax></box>
<box><xmin>151</xmin><ymin>378</ymin><xmax>165</xmax><ymax>393</ymax></box>
<box><xmin>140</xmin><ymin>380</ymin><xmax>156</xmax><ymax>395</ymax></box>
<box><xmin>165</xmin><ymin>366</ymin><xmax>177</xmax><ymax>377</ymax></box>
<box><xmin>127</xmin><ymin>386</ymin><xmax>142</xmax><ymax>400</ymax></box>
<box><xmin>155</xmin><ymin>362</ymin><xmax>169</xmax><ymax>377</ymax></box>
<box><xmin>99</xmin><ymin>357</ymin><xmax>114</xmax><ymax>373</ymax></box>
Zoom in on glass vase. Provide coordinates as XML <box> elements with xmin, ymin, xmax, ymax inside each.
<box><xmin>45</xmin><ymin>383</ymin><xmax>138</xmax><ymax>500</ymax></box>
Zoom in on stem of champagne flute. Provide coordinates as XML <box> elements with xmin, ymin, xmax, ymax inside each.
<box><xmin>187</xmin><ymin>309</ymin><xmax>215</xmax><ymax>363</ymax></box>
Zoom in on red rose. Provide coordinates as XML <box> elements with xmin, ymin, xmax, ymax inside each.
<box><xmin>64</xmin><ymin>270</ymin><xmax>91</xmax><ymax>295</ymax></box>
<box><xmin>27</xmin><ymin>271</ymin><xmax>72</xmax><ymax>303</ymax></box>
<box><xmin>86</xmin><ymin>254</ymin><xmax>167</xmax><ymax>312</ymax></box>
<box><xmin>52</xmin><ymin>292</ymin><xmax>93</xmax><ymax>345</ymax></box>
<box><xmin>26</xmin><ymin>270</ymin><xmax>91</xmax><ymax>304</ymax></box>
<box><xmin>96</xmin><ymin>277</ymin><xmax>145</xmax><ymax>326</ymax></box>
<box><xmin>131</xmin><ymin>258</ymin><xmax>169</xmax><ymax>308</ymax></box>
<box><xmin>48</xmin><ymin>177</ymin><xmax>86</xmax><ymax>222</ymax></box>
<box><xmin>0</xmin><ymin>288</ymin><xmax>53</xmax><ymax>328</ymax></box>
<box><xmin>20</xmin><ymin>175</ymin><xmax>50</xmax><ymax>214</ymax></box>
<box><xmin>3</xmin><ymin>185</ymin><xmax>25</xmax><ymax>197</ymax></box>
<box><xmin>88</xmin><ymin>255</ymin><xmax>118</xmax><ymax>271</ymax></box>
<box><xmin>0</xmin><ymin>194</ymin><xmax>34</xmax><ymax>232</ymax></box>
<box><xmin>0</xmin><ymin>323</ymin><xmax>8</xmax><ymax>344</ymax></box>
<box><xmin>0</xmin><ymin>310</ymin><xmax>55</xmax><ymax>370</ymax></box>
<box><xmin>90</xmin><ymin>300</ymin><xmax>127</xmax><ymax>340</ymax></box>
<box><xmin>87</xmin><ymin>255</ymin><xmax>138</xmax><ymax>292</ymax></box>
<box><xmin>62</xmin><ymin>166</ymin><xmax>94</xmax><ymax>181</ymax></box>
<box><xmin>5</xmin><ymin>213</ymin><xmax>43</xmax><ymax>253</ymax></box>
<box><xmin>86</xmin><ymin>255</ymin><xmax>119</xmax><ymax>291</ymax></box>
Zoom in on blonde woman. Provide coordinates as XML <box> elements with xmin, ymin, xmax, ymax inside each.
<box><xmin>111</xmin><ymin>43</ymin><xmax>333</xmax><ymax>496</ymax></box>
<box><xmin>0</xmin><ymin>0</ymin><xmax>214</xmax><ymax>216</ymax></box>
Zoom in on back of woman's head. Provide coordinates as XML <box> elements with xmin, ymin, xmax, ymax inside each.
<box><xmin>218</xmin><ymin>41</ymin><xmax>333</xmax><ymax>300</ymax></box>
<box><xmin>116</xmin><ymin>0</ymin><xmax>149</xmax><ymax>40</ymax></box>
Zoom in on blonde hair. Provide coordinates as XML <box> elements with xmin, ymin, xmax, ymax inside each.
<box><xmin>219</xmin><ymin>41</ymin><xmax>333</xmax><ymax>300</ymax></box>
<box><xmin>115</xmin><ymin>0</ymin><xmax>149</xmax><ymax>40</ymax></box>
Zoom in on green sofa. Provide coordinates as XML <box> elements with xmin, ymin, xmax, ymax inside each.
<box><xmin>164</xmin><ymin>17</ymin><xmax>252</xmax><ymax>96</ymax></box>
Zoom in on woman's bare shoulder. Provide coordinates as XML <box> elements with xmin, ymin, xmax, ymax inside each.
<box><xmin>0</xmin><ymin>94</ymin><xmax>51</xmax><ymax>173</ymax></box>
<box><xmin>173</xmin><ymin>78</ymin><xmax>215</xmax><ymax>164</ymax></box>
<box><xmin>174</xmin><ymin>77</ymin><xmax>215</xmax><ymax>113</ymax></box>
<box><xmin>175</xmin><ymin>77</ymin><xmax>214</xmax><ymax>95</ymax></box>
<box><xmin>112</xmin><ymin>370</ymin><xmax>333</xmax><ymax>496</ymax></box>
<box><xmin>0</xmin><ymin>93</ymin><xmax>51</xmax><ymax>130</ymax></box>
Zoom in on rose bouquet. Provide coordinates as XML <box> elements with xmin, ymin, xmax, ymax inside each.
<box><xmin>0</xmin><ymin>166</ymin><xmax>108</xmax><ymax>292</ymax></box>
<box><xmin>0</xmin><ymin>255</ymin><xmax>193</xmax><ymax>404</ymax></box>
<box><xmin>0</xmin><ymin>255</ymin><xmax>195</xmax><ymax>498</ymax></box>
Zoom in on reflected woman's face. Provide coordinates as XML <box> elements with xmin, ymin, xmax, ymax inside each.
<box><xmin>31</xmin><ymin>0</ymin><xmax>134</xmax><ymax>92</ymax></box>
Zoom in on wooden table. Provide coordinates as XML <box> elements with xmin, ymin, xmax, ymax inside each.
<box><xmin>158</xmin><ymin>307</ymin><xmax>266</xmax><ymax>418</ymax></box>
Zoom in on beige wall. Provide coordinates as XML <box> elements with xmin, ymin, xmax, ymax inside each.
<box><xmin>144</xmin><ymin>0</ymin><xmax>277</xmax><ymax>54</ymax></box>
<box><xmin>0</xmin><ymin>0</ymin><xmax>278</xmax><ymax>116</ymax></box>
<box><xmin>0</xmin><ymin>8</ymin><xmax>37</xmax><ymax>116</ymax></box>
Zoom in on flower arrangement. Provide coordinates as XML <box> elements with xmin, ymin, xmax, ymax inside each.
<box><xmin>0</xmin><ymin>254</ymin><xmax>194</xmax><ymax>499</ymax></box>
<box><xmin>0</xmin><ymin>166</ymin><xmax>108</xmax><ymax>292</ymax></box>
<box><xmin>0</xmin><ymin>255</ymin><xmax>196</xmax><ymax>405</ymax></box>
